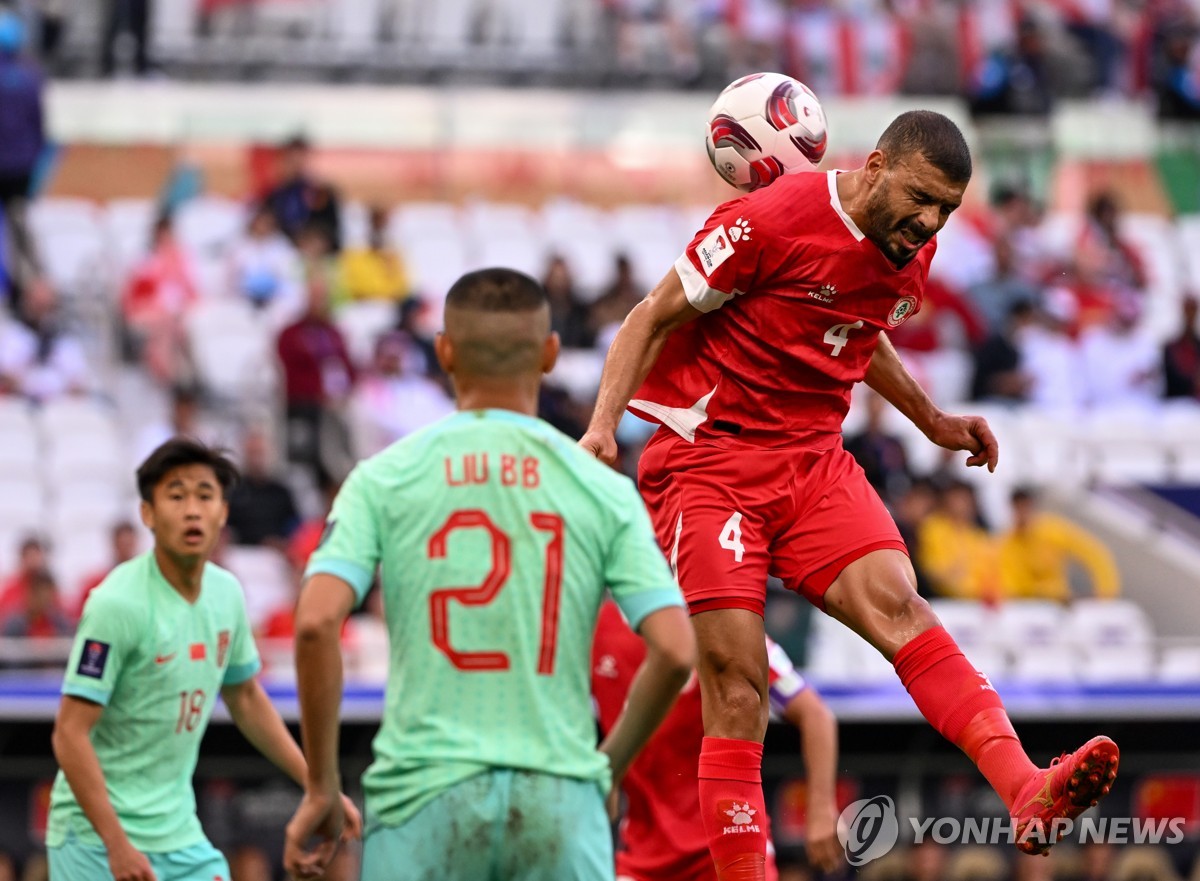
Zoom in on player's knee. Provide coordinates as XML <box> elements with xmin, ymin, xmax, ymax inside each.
<box><xmin>700</xmin><ymin>651</ymin><xmax>768</xmax><ymax>732</ymax></box>
<box><xmin>891</xmin><ymin>591</ymin><xmax>937</xmax><ymax>632</ymax></box>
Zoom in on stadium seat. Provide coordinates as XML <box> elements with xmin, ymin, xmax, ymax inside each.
<box><xmin>185</xmin><ymin>299</ymin><xmax>276</xmax><ymax>401</ymax></box>
<box><xmin>390</xmin><ymin>203</ymin><xmax>463</xmax><ymax>244</ymax></box>
<box><xmin>222</xmin><ymin>545</ymin><xmax>295</xmax><ymax>631</ymax></box>
<box><xmin>28</xmin><ymin>198</ymin><xmax>102</xmax><ymax>240</ymax></box>
<box><xmin>1158</xmin><ymin>646</ymin><xmax>1200</xmax><ymax>683</ymax></box>
<box><xmin>1160</xmin><ymin>402</ymin><xmax>1200</xmax><ymax>482</ymax></box>
<box><xmin>339</xmin><ymin>200</ymin><xmax>370</xmax><ymax>250</ymax></box>
<box><xmin>1077</xmin><ymin>644</ymin><xmax>1156</xmax><ymax>684</ymax></box>
<box><xmin>547</xmin><ymin>348</ymin><xmax>604</xmax><ymax>400</ymax></box>
<box><xmin>176</xmin><ymin>197</ymin><xmax>247</xmax><ymax>260</ymax></box>
<box><xmin>336</xmin><ymin>300</ymin><xmax>398</xmax><ymax>367</ymax></box>
<box><xmin>0</xmin><ymin>397</ymin><xmax>35</xmax><ymax>433</ymax></box>
<box><xmin>992</xmin><ymin>601</ymin><xmax>1066</xmax><ymax>651</ymax></box>
<box><xmin>1012</xmin><ymin>408</ymin><xmax>1088</xmax><ymax>489</ymax></box>
<box><xmin>0</xmin><ymin>477</ymin><xmax>46</xmax><ymax>534</ymax></box>
<box><xmin>1066</xmin><ymin>598</ymin><xmax>1154</xmax><ymax>650</ymax></box>
<box><xmin>38</xmin><ymin>228</ymin><xmax>109</xmax><ymax>297</ymax></box>
<box><xmin>37</xmin><ymin>397</ymin><xmax>121</xmax><ymax>440</ymax></box>
<box><xmin>1007</xmin><ymin>644</ymin><xmax>1079</xmax><ymax>684</ymax></box>
<box><xmin>803</xmin><ymin>612</ymin><xmax>864</xmax><ymax>685</ymax></box>
<box><xmin>0</xmin><ymin>427</ymin><xmax>40</xmax><ymax>480</ymax></box>
<box><xmin>45</xmin><ymin>433</ymin><xmax>126</xmax><ymax>483</ymax></box>
<box><xmin>929</xmin><ymin>600</ymin><xmax>1010</xmax><ymax>679</ymax></box>
<box><xmin>539</xmin><ymin>200</ymin><xmax>619</xmax><ymax>299</ymax></box>
<box><xmin>104</xmin><ymin>198</ymin><xmax>157</xmax><ymax>275</ymax></box>
<box><xmin>46</xmin><ymin>482</ymin><xmax>133</xmax><ymax>534</ymax></box>
<box><xmin>1081</xmin><ymin>406</ymin><xmax>1170</xmax><ymax>485</ymax></box>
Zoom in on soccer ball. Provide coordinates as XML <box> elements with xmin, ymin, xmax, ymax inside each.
<box><xmin>705</xmin><ymin>72</ymin><xmax>828</xmax><ymax>192</ymax></box>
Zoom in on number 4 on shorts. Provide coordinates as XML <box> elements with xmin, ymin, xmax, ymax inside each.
<box><xmin>719</xmin><ymin>512</ymin><xmax>745</xmax><ymax>563</ymax></box>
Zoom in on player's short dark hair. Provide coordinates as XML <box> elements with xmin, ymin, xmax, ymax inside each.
<box><xmin>445</xmin><ymin>268</ymin><xmax>548</xmax><ymax>313</ymax></box>
<box><xmin>877</xmin><ymin>110</ymin><xmax>972</xmax><ymax>184</ymax></box>
<box><xmin>136</xmin><ymin>438</ymin><xmax>240</xmax><ymax>503</ymax></box>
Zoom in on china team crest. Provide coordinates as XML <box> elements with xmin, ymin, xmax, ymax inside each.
<box><xmin>887</xmin><ymin>296</ymin><xmax>918</xmax><ymax>327</ymax></box>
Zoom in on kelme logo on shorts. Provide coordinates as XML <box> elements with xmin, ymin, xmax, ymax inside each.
<box><xmin>838</xmin><ymin>795</ymin><xmax>900</xmax><ymax>866</ymax></box>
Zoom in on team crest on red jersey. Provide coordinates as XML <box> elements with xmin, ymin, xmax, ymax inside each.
<box><xmin>217</xmin><ymin>630</ymin><xmax>231</xmax><ymax>667</ymax></box>
<box><xmin>887</xmin><ymin>296</ymin><xmax>918</xmax><ymax>327</ymax></box>
<box><xmin>809</xmin><ymin>283</ymin><xmax>838</xmax><ymax>304</ymax></box>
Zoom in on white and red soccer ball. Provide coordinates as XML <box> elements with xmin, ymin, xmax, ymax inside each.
<box><xmin>705</xmin><ymin>72</ymin><xmax>829</xmax><ymax>192</ymax></box>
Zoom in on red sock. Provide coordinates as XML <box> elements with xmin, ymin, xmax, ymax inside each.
<box><xmin>698</xmin><ymin>736</ymin><xmax>768</xmax><ymax>881</ymax></box>
<box><xmin>893</xmin><ymin>627</ymin><xmax>1037</xmax><ymax>808</ymax></box>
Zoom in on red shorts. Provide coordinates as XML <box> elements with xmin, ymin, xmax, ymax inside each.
<box><xmin>637</xmin><ymin>429</ymin><xmax>907</xmax><ymax>617</ymax></box>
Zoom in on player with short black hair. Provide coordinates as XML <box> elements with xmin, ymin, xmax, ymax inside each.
<box><xmin>49</xmin><ymin>439</ymin><xmax>359</xmax><ymax>881</ymax></box>
<box><xmin>284</xmin><ymin>267</ymin><xmax>696</xmax><ymax>881</ymax></box>
<box><xmin>581</xmin><ymin>111</ymin><xmax>1117</xmax><ymax>878</ymax></box>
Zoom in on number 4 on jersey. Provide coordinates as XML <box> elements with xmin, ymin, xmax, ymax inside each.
<box><xmin>719</xmin><ymin>512</ymin><xmax>745</xmax><ymax>563</ymax></box>
<box><xmin>823</xmin><ymin>320</ymin><xmax>863</xmax><ymax>357</ymax></box>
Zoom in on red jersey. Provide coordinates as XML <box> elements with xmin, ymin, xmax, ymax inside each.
<box><xmin>592</xmin><ymin>602</ymin><xmax>807</xmax><ymax>881</ymax></box>
<box><xmin>630</xmin><ymin>170</ymin><xmax>934</xmax><ymax>446</ymax></box>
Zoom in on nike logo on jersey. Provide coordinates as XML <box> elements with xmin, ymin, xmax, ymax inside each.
<box><xmin>155</xmin><ymin>652</ymin><xmax>177</xmax><ymax>665</ymax></box>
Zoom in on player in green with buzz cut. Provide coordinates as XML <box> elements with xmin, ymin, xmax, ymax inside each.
<box><xmin>49</xmin><ymin>438</ymin><xmax>360</xmax><ymax>881</ymax></box>
<box><xmin>283</xmin><ymin>267</ymin><xmax>698</xmax><ymax>881</ymax></box>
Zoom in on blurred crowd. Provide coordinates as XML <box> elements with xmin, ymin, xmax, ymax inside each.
<box><xmin>5</xmin><ymin>0</ymin><xmax>1200</xmax><ymax>117</ymax></box>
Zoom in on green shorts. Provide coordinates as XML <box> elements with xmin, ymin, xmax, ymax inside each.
<box><xmin>48</xmin><ymin>833</ymin><xmax>229</xmax><ymax>881</ymax></box>
<box><xmin>362</xmin><ymin>768</ymin><xmax>613</xmax><ymax>881</ymax></box>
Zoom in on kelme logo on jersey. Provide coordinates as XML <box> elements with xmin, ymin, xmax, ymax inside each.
<box><xmin>809</xmin><ymin>283</ymin><xmax>838</xmax><ymax>304</ymax></box>
<box><xmin>696</xmin><ymin>225</ymin><xmax>735</xmax><ymax>277</ymax></box>
<box><xmin>77</xmin><ymin>640</ymin><xmax>110</xmax><ymax>679</ymax></box>
<box><xmin>887</xmin><ymin>296</ymin><xmax>918</xmax><ymax>327</ymax></box>
<box><xmin>729</xmin><ymin>217</ymin><xmax>752</xmax><ymax>243</ymax></box>
<box><xmin>720</xmin><ymin>800</ymin><xmax>761</xmax><ymax>835</ymax></box>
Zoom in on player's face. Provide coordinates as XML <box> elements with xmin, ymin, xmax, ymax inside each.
<box><xmin>141</xmin><ymin>464</ymin><xmax>227</xmax><ymax>560</ymax></box>
<box><xmin>863</xmin><ymin>153</ymin><xmax>966</xmax><ymax>267</ymax></box>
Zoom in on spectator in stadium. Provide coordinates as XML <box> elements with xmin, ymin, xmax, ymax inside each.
<box><xmin>893</xmin><ymin>477</ymin><xmax>937</xmax><ymax>599</ymax></box>
<box><xmin>917</xmin><ymin>480</ymin><xmax>999</xmax><ymax>602</ymax></box>
<box><xmin>1163</xmin><ymin>295</ymin><xmax>1200</xmax><ymax>400</ymax></box>
<box><xmin>2</xmin><ymin>568</ymin><xmax>71</xmax><ymax>638</ymax></box>
<box><xmin>0</xmin><ymin>280</ymin><xmax>89</xmax><ymax>402</ymax></box>
<box><xmin>0</xmin><ymin>534</ymin><xmax>49</xmax><ymax>616</ymax></box>
<box><xmin>1080</xmin><ymin>294</ymin><xmax>1161</xmax><ymax>407</ymax></box>
<box><xmin>74</xmin><ymin>521</ymin><xmax>139</xmax><ymax>616</ymax></box>
<box><xmin>1072</xmin><ymin>191</ymin><xmax>1147</xmax><ymax>330</ymax></box>
<box><xmin>133</xmin><ymin>383</ymin><xmax>230</xmax><ymax>464</ymax></box>
<box><xmin>591</xmin><ymin>253</ymin><xmax>643</xmax><ymax>349</ymax></box>
<box><xmin>277</xmin><ymin>262</ymin><xmax>355</xmax><ymax>488</ymax></box>
<box><xmin>968</xmin><ymin>234</ymin><xmax>1044</xmax><ymax>335</ymax></box>
<box><xmin>542</xmin><ymin>255</ymin><xmax>594</xmax><ymax>348</ymax></box>
<box><xmin>970</xmin><ymin>299</ymin><xmax>1035</xmax><ymax>403</ymax></box>
<box><xmin>1020</xmin><ymin>290</ymin><xmax>1086</xmax><ymax>410</ymax></box>
<box><xmin>100</xmin><ymin>0</ymin><xmax>152</xmax><ymax>76</ymax></box>
<box><xmin>225</xmin><ymin>428</ymin><xmax>300</xmax><ymax>550</ymax></box>
<box><xmin>843</xmin><ymin>390</ymin><xmax>911</xmax><ymax>504</ymax></box>
<box><xmin>998</xmin><ymin>487</ymin><xmax>1119</xmax><ymax>602</ymax></box>
<box><xmin>121</xmin><ymin>214</ymin><xmax>199</xmax><ymax>386</ymax></box>
<box><xmin>1154</xmin><ymin>23</ymin><xmax>1200</xmax><ymax>120</ymax></box>
<box><xmin>263</xmin><ymin>135</ymin><xmax>342</xmax><ymax>251</ymax></box>
<box><xmin>348</xmin><ymin>330</ymin><xmax>454</xmax><ymax>457</ymax></box>
<box><xmin>228</xmin><ymin>204</ymin><xmax>303</xmax><ymax>317</ymax></box>
<box><xmin>338</xmin><ymin>205</ymin><xmax>410</xmax><ymax>303</ymax></box>
<box><xmin>969</xmin><ymin>17</ymin><xmax>1078</xmax><ymax>116</ymax></box>
<box><xmin>0</xmin><ymin>8</ymin><xmax>44</xmax><ymax>311</ymax></box>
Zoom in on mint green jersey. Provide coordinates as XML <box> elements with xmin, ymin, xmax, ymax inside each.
<box><xmin>305</xmin><ymin>409</ymin><xmax>683</xmax><ymax>827</ymax></box>
<box><xmin>48</xmin><ymin>553</ymin><xmax>261</xmax><ymax>852</ymax></box>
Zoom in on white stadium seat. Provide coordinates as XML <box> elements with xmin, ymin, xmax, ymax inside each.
<box><xmin>222</xmin><ymin>545</ymin><xmax>295</xmax><ymax>631</ymax></box>
<box><xmin>186</xmin><ymin>298</ymin><xmax>276</xmax><ymax>400</ymax></box>
<box><xmin>37</xmin><ymin>397</ymin><xmax>120</xmax><ymax>439</ymax></box>
<box><xmin>992</xmin><ymin>601</ymin><xmax>1066</xmax><ymax>652</ymax></box>
<box><xmin>176</xmin><ymin>197</ymin><xmax>248</xmax><ymax>258</ymax></box>
<box><xmin>336</xmin><ymin>300</ymin><xmax>399</xmax><ymax>367</ymax></box>
<box><xmin>0</xmin><ymin>428</ymin><xmax>40</xmax><ymax>480</ymax></box>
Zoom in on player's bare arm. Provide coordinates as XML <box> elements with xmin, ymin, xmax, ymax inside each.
<box><xmin>580</xmin><ymin>268</ymin><xmax>703</xmax><ymax>464</ymax></box>
<box><xmin>52</xmin><ymin>696</ymin><xmax>157</xmax><ymax>881</ymax></box>
<box><xmin>780</xmin><ymin>689</ymin><xmax>841</xmax><ymax>874</ymax></box>
<box><xmin>865</xmin><ymin>332</ymin><xmax>998</xmax><ymax>471</ymax></box>
<box><xmin>221</xmin><ymin>677</ymin><xmax>362</xmax><ymax>843</ymax></box>
<box><xmin>285</xmin><ymin>572</ymin><xmax>358</xmax><ymax>880</ymax></box>
<box><xmin>598</xmin><ymin>605</ymin><xmax>696</xmax><ymax>779</ymax></box>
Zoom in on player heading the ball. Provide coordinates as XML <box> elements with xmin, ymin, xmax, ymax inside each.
<box><xmin>580</xmin><ymin>108</ymin><xmax>1118</xmax><ymax>880</ymax></box>
<box><xmin>284</xmin><ymin>267</ymin><xmax>697</xmax><ymax>881</ymax></box>
<box><xmin>49</xmin><ymin>438</ymin><xmax>360</xmax><ymax>881</ymax></box>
